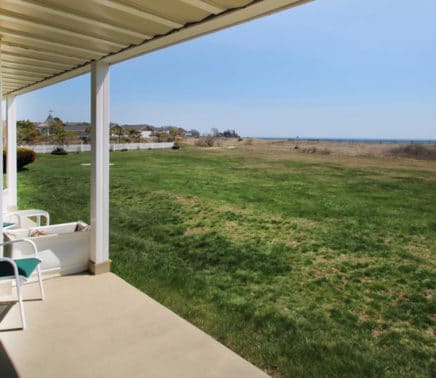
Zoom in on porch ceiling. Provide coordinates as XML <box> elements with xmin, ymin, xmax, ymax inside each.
<box><xmin>0</xmin><ymin>0</ymin><xmax>310</xmax><ymax>97</ymax></box>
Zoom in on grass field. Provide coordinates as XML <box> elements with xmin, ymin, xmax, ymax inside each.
<box><xmin>18</xmin><ymin>143</ymin><xmax>435</xmax><ymax>377</ymax></box>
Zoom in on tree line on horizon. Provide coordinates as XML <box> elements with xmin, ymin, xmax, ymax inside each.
<box><xmin>16</xmin><ymin>117</ymin><xmax>240</xmax><ymax>146</ymax></box>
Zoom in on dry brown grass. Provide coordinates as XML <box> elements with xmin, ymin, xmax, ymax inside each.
<box><xmin>182</xmin><ymin>138</ymin><xmax>436</xmax><ymax>172</ymax></box>
<box><xmin>387</xmin><ymin>144</ymin><xmax>436</xmax><ymax>160</ymax></box>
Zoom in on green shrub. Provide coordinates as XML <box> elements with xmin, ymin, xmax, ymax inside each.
<box><xmin>3</xmin><ymin>148</ymin><xmax>37</xmax><ymax>172</ymax></box>
<box><xmin>51</xmin><ymin>147</ymin><xmax>68</xmax><ymax>155</ymax></box>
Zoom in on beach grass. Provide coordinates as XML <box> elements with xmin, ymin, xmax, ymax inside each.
<box><xmin>18</xmin><ymin>144</ymin><xmax>436</xmax><ymax>377</ymax></box>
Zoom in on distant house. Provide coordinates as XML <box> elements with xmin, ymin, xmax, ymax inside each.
<box><xmin>121</xmin><ymin>123</ymin><xmax>154</xmax><ymax>131</ymax></box>
<box><xmin>119</xmin><ymin>124</ymin><xmax>155</xmax><ymax>139</ymax></box>
<box><xmin>35</xmin><ymin>113</ymin><xmax>54</xmax><ymax>135</ymax></box>
<box><xmin>141</xmin><ymin>130</ymin><xmax>152</xmax><ymax>138</ymax></box>
<box><xmin>32</xmin><ymin>118</ymin><xmax>185</xmax><ymax>142</ymax></box>
<box><xmin>65</xmin><ymin>122</ymin><xmax>90</xmax><ymax>140</ymax></box>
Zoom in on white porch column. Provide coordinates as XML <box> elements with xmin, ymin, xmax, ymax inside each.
<box><xmin>0</xmin><ymin>45</ymin><xmax>4</xmax><ymax>242</ymax></box>
<box><xmin>6</xmin><ymin>95</ymin><xmax>17</xmax><ymax>211</ymax></box>
<box><xmin>89</xmin><ymin>61</ymin><xmax>111</xmax><ymax>274</ymax></box>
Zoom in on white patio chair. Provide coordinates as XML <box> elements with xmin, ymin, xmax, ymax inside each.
<box><xmin>3</xmin><ymin>209</ymin><xmax>50</xmax><ymax>228</ymax></box>
<box><xmin>0</xmin><ymin>239</ymin><xmax>45</xmax><ymax>330</ymax></box>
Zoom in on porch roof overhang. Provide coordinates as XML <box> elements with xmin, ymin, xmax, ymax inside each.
<box><xmin>0</xmin><ymin>0</ymin><xmax>310</xmax><ymax>97</ymax></box>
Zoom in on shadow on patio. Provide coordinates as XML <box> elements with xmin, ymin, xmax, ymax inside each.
<box><xmin>0</xmin><ymin>273</ymin><xmax>268</xmax><ymax>378</ymax></box>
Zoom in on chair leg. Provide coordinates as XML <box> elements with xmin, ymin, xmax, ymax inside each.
<box><xmin>36</xmin><ymin>265</ymin><xmax>45</xmax><ymax>300</ymax></box>
<box><xmin>16</xmin><ymin>280</ymin><xmax>27</xmax><ymax>330</ymax></box>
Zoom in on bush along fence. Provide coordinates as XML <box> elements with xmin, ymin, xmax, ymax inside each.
<box><xmin>3</xmin><ymin>147</ymin><xmax>36</xmax><ymax>172</ymax></box>
<box><xmin>21</xmin><ymin>142</ymin><xmax>174</xmax><ymax>154</ymax></box>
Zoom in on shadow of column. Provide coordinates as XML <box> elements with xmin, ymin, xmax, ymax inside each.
<box><xmin>0</xmin><ymin>302</ymin><xmax>14</xmax><ymax>324</ymax></box>
<box><xmin>0</xmin><ymin>341</ymin><xmax>19</xmax><ymax>377</ymax></box>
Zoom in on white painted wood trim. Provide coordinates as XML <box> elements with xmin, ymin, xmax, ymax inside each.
<box><xmin>0</xmin><ymin>44</ymin><xmax>4</xmax><ymax>243</ymax></box>
<box><xmin>90</xmin><ymin>61</ymin><xmax>110</xmax><ymax>265</ymax></box>
<box><xmin>6</xmin><ymin>94</ymin><xmax>17</xmax><ymax>211</ymax></box>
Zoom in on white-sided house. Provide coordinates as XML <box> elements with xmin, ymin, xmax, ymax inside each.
<box><xmin>141</xmin><ymin>130</ymin><xmax>152</xmax><ymax>138</ymax></box>
<box><xmin>35</xmin><ymin>113</ymin><xmax>54</xmax><ymax>136</ymax></box>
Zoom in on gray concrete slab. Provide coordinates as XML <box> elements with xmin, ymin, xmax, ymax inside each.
<box><xmin>0</xmin><ymin>273</ymin><xmax>268</xmax><ymax>378</ymax></box>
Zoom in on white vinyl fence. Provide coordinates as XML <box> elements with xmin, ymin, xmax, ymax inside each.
<box><xmin>21</xmin><ymin>142</ymin><xmax>174</xmax><ymax>154</ymax></box>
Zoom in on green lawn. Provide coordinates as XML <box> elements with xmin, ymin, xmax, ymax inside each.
<box><xmin>18</xmin><ymin>146</ymin><xmax>435</xmax><ymax>377</ymax></box>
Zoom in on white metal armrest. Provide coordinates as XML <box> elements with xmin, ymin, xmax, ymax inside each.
<box><xmin>0</xmin><ymin>238</ymin><xmax>40</xmax><ymax>258</ymax></box>
<box><xmin>0</xmin><ymin>256</ymin><xmax>20</xmax><ymax>280</ymax></box>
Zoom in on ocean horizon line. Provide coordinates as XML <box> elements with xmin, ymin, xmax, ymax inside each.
<box><xmin>254</xmin><ymin>137</ymin><xmax>436</xmax><ymax>145</ymax></box>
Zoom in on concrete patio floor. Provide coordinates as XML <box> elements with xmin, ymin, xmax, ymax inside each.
<box><xmin>0</xmin><ymin>273</ymin><xmax>268</xmax><ymax>377</ymax></box>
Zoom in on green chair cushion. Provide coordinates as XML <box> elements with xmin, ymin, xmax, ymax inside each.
<box><xmin>0</xmin><ymin>258</ymin><xmax>40</xmax><ymax>278</ymax></box>
<box><xmin>2</xmin><ymin>222</ymin><xmax>14</xmax><ymax>228</ymax></box>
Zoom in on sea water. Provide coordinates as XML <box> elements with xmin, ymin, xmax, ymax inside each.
<box><xmin>259</xmin><ymin>137</ymin><xmax>436</xmax><ymax>144</ymax></box>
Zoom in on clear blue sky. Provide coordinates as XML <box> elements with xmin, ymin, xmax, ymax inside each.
<box><xmin>15</xmin><ymin>0</ymin><xmax>436</xmax><ymax>139</ymax></box>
